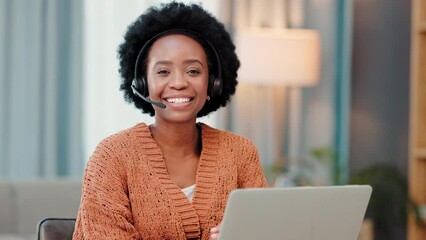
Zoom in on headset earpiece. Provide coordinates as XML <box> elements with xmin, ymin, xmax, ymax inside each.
<box><xmin>132</xmin><ymin>77</ymin><xmax>147</xmax><ymax>97</ymax></box>
<box><xmin>209</xmin><ymin>76</ymin><xmax>222</xmax><ymax>97</ymax></box>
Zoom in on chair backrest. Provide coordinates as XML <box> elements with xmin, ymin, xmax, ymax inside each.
<box><xmin>37</xmin><ymin>218</ymin><xmax>76</xmax><ymax>240</ymax></box>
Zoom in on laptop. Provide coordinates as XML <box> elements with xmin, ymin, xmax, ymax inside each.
<box><xmin>219</xmin><ymin>185</ymin><xmax>372</xmax><ymax>240</ymax></box>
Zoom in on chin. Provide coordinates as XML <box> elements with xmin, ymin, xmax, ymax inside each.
<box><xmin>160</xmin><ymin>112</ymin><xmax>198</xmax><ymax>124</ymax></box>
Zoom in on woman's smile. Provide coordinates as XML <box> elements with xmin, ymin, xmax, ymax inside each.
<box><xmin>164</xmin><ymin>97</ymin><xmax>194</xmax><ymax>104</ymax></box>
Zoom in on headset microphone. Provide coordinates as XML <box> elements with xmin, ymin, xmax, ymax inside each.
<box><xmin>131</xmin><ymin>84</ymin><xmax>166</xmax><ymax>109</ymax></box>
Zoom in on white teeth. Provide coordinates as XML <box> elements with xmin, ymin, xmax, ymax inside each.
<box><xmin>166</xmin><ymin>98</ymin><xmax>191</xmax><ymax>103</ymax></box>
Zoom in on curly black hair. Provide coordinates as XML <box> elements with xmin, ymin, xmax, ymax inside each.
<box><xmin>117</xmin><ymin>1</ymin><xmax>240</xmax><ymax>117</ymax></box>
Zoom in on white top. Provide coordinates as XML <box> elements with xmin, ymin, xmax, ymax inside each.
<box><xmin>181</xmin><ymin>184</ymin><xmax>196</xmax><ymax>202</ymax></box>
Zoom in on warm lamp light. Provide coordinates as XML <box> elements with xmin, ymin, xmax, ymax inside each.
<box><xmin>235</xmin><ymin>27</ymin><xmax>321</xmax><ymax>86</ymax></box>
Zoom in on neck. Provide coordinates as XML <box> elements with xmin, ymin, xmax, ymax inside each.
<box><xmin>150</xmin><ymin>120</ymin><xmax>201</xmax><ymax>157</ymax></box>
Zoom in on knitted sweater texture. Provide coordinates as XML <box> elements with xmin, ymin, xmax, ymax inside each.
<box><xmin>73</xmin><ymin>123</ymin><xmax>267</xmax><ymax>239</ymax></box>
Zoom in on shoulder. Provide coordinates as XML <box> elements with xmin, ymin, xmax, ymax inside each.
<box><xmin>96</xmin><ymin>122</ymin><xmax>149</xmax><ymax>149</ymax></box>
<box><xmin>88</xmin><ymin>122</ymin><xmax>150</xmax><ymax>163</ymax></box>
<box><xmin>84</xmin><ymin>123</ymin><xmax>151</xmax><ymax>179</ymax></box>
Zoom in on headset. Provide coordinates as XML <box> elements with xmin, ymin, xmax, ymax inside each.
<box><xmin>131</xmin><ymin>29</ymin><xmax>223</xmax><ymax>108</ymax></box>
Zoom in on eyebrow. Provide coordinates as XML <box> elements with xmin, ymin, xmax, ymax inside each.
<box><xmin>153</xmin><ymin>59</ymin><xmax>205</xmax><ymax>67</ymax></box>
<box><xmin>183</xmin><ymin>59</ymin><xmax>204</xmax><ymax>66</ymax></box>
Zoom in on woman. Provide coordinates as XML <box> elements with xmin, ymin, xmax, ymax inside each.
<box><xmin>73</xmin><ymin>2</ymin><xmax>267</xmax><ymax>239</ymax></box>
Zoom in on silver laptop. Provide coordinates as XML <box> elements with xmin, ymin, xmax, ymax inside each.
<box><xmin>219</xmin><ymin>185</ymin><xmax>372</xmax><ymax>240</ymax></box>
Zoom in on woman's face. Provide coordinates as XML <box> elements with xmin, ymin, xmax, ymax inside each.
<box><xmin>146</xmin><ymin>34</ymin><xmax>209</xmax><ymax>124</ymax></box>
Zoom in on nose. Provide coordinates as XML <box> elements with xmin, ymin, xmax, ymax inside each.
<box><xmin>169</xmin><ymin>72</ymin><xmax>188</xmax><ymax>90</ymax></box>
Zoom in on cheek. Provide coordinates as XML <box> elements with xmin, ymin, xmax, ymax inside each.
<box><xmin>198</xmin><ymin>77</ymin><xmax>210</xmax><ymax>96</ymax></box>
<box><xmin>145</xmin><ymin>66</ymin><xmax>161</xmax><ymax>96</ymax></box>
<box><xmin>146</xmin><ymin>70</ymin><xmax>164</xmax><ymax>96</ymax></box>
<box><xmin>147</xmin><ymin>79</ymin><xmax>161</xmax><ymax>97</ymax></box>
<box><xmin>146</xmin><ymin>78</ymin><xmax>154</xmax><ymax>96</ymax></box>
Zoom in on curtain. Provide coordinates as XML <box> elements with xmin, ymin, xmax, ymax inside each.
<box><xmin>302</xmin><ymin>0</ymin><xmax>353</xmax><ymax>184</ymax></box>
<box><xmin>0</xmin><ymin>0</ymin><xmax>84</xmax><ymax>179</ymax></box>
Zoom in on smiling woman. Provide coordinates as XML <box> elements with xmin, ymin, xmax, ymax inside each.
<box><xmin>73</xmin><ymin>2</ymin><xmax>268</xmax><ymax>240</ymax></box>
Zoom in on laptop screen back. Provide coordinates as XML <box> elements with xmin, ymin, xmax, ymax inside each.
<box><xmin>219</xmin><ymin>185</ymin><xmax>372</xmax><ymax>240</ymax></box>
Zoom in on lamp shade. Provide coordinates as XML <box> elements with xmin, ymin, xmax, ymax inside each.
<box><xmin>235</xmin><ymin>27</ymin><xmax>321</xmax><ymax>86</ymax></box>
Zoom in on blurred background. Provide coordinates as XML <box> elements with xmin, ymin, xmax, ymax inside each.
<box><xmin>0</xmin><ymin>0</ymin><xmax>423</xmax><ymax>240</ymax></box>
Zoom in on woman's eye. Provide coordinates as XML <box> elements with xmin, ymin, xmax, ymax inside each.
<box><xmin>187</xmin><ymin>69</ymin><xmax>200</xmax><ymax>75</ymax></box>
<box><xmin>157</xmin><ymin>69</ymin><xmax>169</xmax><ymax>75</ymax></box>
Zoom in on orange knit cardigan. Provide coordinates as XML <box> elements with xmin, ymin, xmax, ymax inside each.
<box><xmin>73</xmin><ymin>123</ymin><xmax>267</xmax><ymax>239</ymax></box>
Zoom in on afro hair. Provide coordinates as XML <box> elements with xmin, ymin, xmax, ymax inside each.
<box><xmin>117</xmin><ymin>1</ymin><xmax>240</xmax><ymax>117</ymax></box>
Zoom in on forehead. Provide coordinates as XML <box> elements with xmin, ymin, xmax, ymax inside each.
<box><xmin>149</xmin><ymin>34</ymin><xmax>206</xmax><ymax>53</ymax></box>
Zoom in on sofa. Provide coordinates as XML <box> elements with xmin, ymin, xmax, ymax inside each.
<box><xmin>0</xmin><ymin>179</ymin><xmax>82</xmax><ymax>240</ymax></box>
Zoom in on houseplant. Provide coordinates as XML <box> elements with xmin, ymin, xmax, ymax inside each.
<box><xmin>349</xmin><ymin>163</ymin><xmax>414</xmax><ymax>240</ymax></box>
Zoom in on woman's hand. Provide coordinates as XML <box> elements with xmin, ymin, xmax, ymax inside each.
<box><xmin>209</xmin><ymin>222</ymin><xmax>222</xmax><ymax>240</ymax></box>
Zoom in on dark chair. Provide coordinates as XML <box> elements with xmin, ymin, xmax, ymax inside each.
<box><xmin>37</xmin><ymin>218</ymin><xmax>76</xmax><ymax>240</ymax></box>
